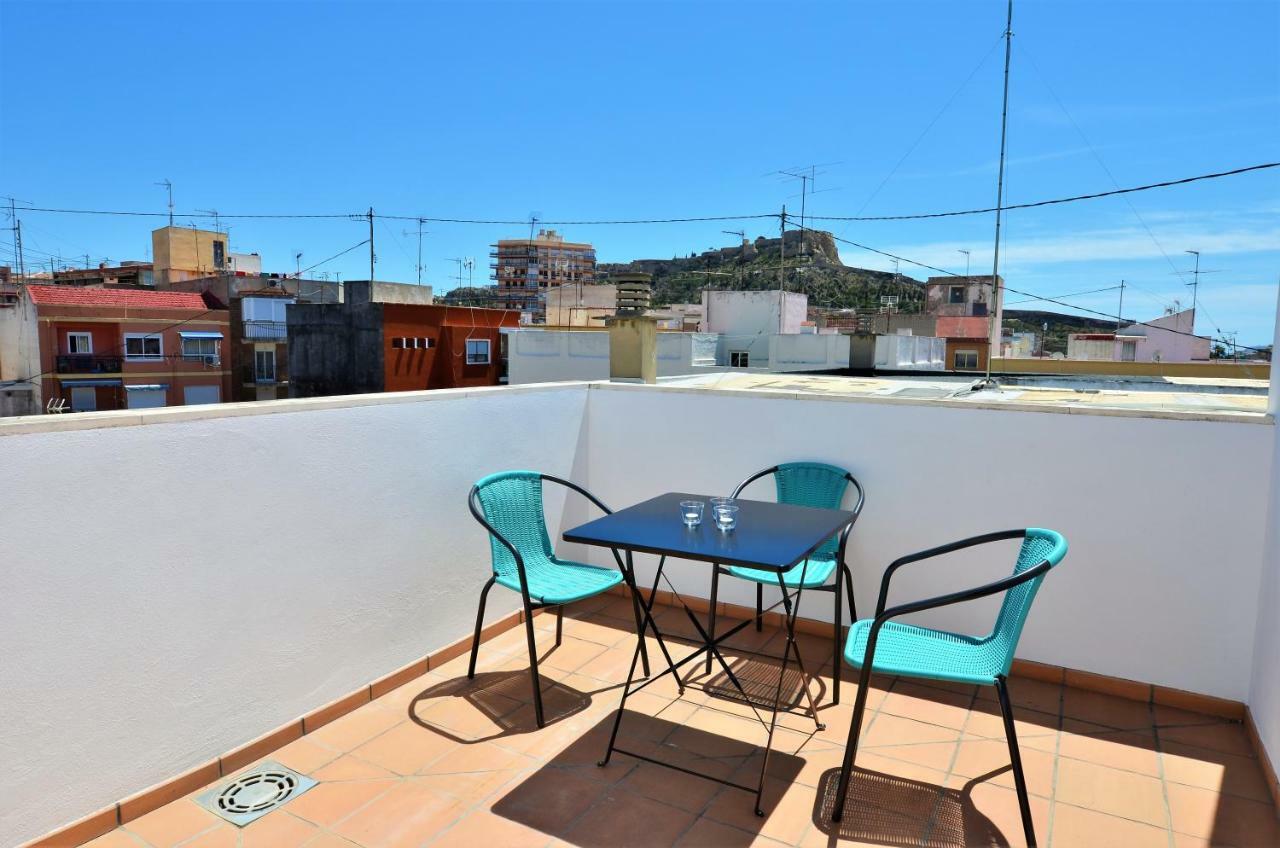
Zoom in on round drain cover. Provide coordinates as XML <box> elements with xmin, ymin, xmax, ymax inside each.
<box><xmin>216</xmin><ymin>771</ymin><xmax>298</xmax><ymax>814</ymax></box>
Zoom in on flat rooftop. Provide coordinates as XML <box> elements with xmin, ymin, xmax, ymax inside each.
<box><xmin>658</xmin><ymin>372</ymin><xmax>1270</xmax><ymax>419</ymax></box>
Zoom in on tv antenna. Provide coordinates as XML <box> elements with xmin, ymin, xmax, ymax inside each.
<box><xmin>155</xmin><ymin>179</ymin><xmax>174</xmax><ymax>226</ymax></box>
<box><xmin>402</xmin><ymin>218</ymin><xmax>428</xmax><ymax>286</ymax></box>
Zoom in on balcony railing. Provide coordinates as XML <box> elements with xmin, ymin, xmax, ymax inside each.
<box><xmin>55</xmin><ymin>354</ymin><xmax>122</xmax><ymax>374</ymax></box>
<box><xmin>242</xmin><ymin>320</ymin><xmax>287</xmax><ymax>341</ymax></box>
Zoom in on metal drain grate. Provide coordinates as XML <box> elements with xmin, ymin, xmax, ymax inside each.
<box><xmin>195</xmin><ymin>760</ymin><xmax>317</xmax><ymax>826</ymax></box>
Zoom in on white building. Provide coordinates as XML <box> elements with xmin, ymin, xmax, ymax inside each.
<box><xmin>1067</xmin><ymin>308</ymin><xmax>1210</xmax><ymax>363</ymax></box>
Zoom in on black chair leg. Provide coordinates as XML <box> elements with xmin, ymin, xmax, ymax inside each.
<box><xmin>755</xmin><ymin>582</ymin><xmax>764</xmax><ymax>632</ymax></box>
<box><xmin>522</xmin><ymin>598</ymin><xmax>545</xmax><ymax>728</ymax></box>
<box><xmin>833</xmin><ymin>582</ymin><xmax>843</xmax><ymax>705</ymax></box>
<box><xmin>832</xmin><ymin>663</ymin><xmax>875</xmax><ymax>822</ymax></box>
<box><xmin>467</xmin><ymin>577</ymin><xmax>496</xmax><ymax>679</ymax></box>
<box><xmin>706</xmin><ymin>566</ymin><xmax>720</xmax><ymax>675</ymax></box>
<box><xmin>555</xmin><ymin>605</ymin><xmax>563</xmax><ymax>647</ymax></box>
<box><xmin>996</xmin><ymin>676</ymin><xmax>1037</xmax><ymax>848</ymax></box>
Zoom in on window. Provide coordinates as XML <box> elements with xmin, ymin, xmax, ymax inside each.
<box><xmin>181</xmin><ymin>337</ymin><xmax>220</xmax><ymax>361</ymax></box>
<box><xmin>730</xmin><ymin>350</ymin><xmax>750</xmax><ymax>368</ymax></box>
<box><xmin>255</xmin><ymin>349</ymin><xmax>276</xmax><ymax>382</ymax></box>
<box><xmin>66</xmin><ymin>332</ymin><xmax>92</xmax><ymax>354</ymax></box>
<box><xmin>212</xmin><ymin>240</ymin><xmax>225</xmax><ymax>268</ymax></box>
<box><xmin>124</xmin><ymin>333</ymin><xmax>162</xmax><ymax>360</ymax></box>
<box><xmin>465</xmin><ymin>339</ymin><xmax>491</xmax><ymax>365</ymax></box>
<box><xmin>949</xmin><ymin>286</ymin><xmax>966</xmax><ymax>304</ymax></box>
<box><xmin>392</xmin><ymin>337</ymin><xmax>434</xmax><ymax>349</ymax></box>
<box><xmin>1121</xmin><ymin>340</ymin><xmax>1137</xmax><ymax>362</ymax></box>
<box><xmin>953</xmin><ymin>349</ymin><xmax>979</xmax><ymax>370</ymax></box>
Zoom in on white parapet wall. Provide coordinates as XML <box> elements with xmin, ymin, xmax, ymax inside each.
<box><xmin>506</xmin><ymin>329</ymin><xmax>726</xmax><ymax>384</ymax></box>
<box><xmin>576</xmin><ymin>382</ymin><xmax>1274</xmax><ymax>704</ymax></box>
<box><xmin>0</xmin><ymin>385</ymin><xmax>590</xmax><ymax>846</ymax></box>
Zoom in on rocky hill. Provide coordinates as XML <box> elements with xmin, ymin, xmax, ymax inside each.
<box><xmin>599</xmin><ymin>229</ymin><xmax>928</xmax><ymax>312</ymax></box>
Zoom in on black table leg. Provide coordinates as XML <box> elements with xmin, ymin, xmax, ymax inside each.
<box><xmin>754</xmin><ymin>570</ymin><xmax>809</xmax><ymax>817</ymax></box>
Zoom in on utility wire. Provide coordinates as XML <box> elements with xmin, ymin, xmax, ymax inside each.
<box><xmin>804</xmin><ymin>162</ymin><xmax>1280</xmax><ymax>221</ymax></box>
<box><xmin>788</xmin><ymin>217</ymin><xmax>1270</xmax><ymax>354</ymax></box>
<box><xmin>1005</xmin><ymin>284</ymin><xmax>1122</xmax><ymax>305</ymax></box>
<box><xmin>292</xmin><ymin>239</ymin><xmax>369</xmax><ymax>278</ymax></box>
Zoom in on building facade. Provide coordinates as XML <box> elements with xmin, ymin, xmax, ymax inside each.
<box><xmin>490</xmin><ymin>229</ymin><xmax>596</xmax><ymax>314</ymax></box>
<box><xmin>289</xmin><ymin>281</ymin><xmax>516</xmax><ymax>398</ymax></box>
<box><xmin>0</xmin><ymin>285</ymin><xmax>230</xmax><ymax>414</ymax></box>
<box><xmin>1066</xmin><ymin>308</ymin><xmax>1210</xmax><ymax>363</ymax></box>
<box><xmin>52</xmin><ymin>261</ymin><xmax>154</xmax><ymax>288</ymax></box>
<box><xmin>152</xmin><ymin>226</ymin><xmax>230</xmax><ymax>285</ymax></box>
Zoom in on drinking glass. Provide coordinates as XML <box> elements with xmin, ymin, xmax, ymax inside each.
<box><xmin>679</xmin><ymin>500</ymin><xmax>705</xmax><ymax>527</ymax></box>
<box><xmin>713</xmin><ymin>504</ymin><xmax>739</xmax><ymax>531</ymax></box>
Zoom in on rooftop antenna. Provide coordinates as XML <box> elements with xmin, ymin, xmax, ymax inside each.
<box><xmin>447</xmin><ymin>257</ymin><xmax>467</xmax><ymax>288</ymax></box>
<box><xmin>403</xmin><ymin>218</ymin><xmax>428</xmax><ymax>286</ymax></box>
<box><xmin>196</xmin><ymin>209</ymin><xmax>222</xmax><ymax>235</ymax></box>
<box><xmin>295</xmin><ymin>252</ymin><xmax>303</xmax><ymax>277</ymax></box>
<box><xmin>958</xmin><ymin>249</ymin><xmax>971</xmax><ymax>280</ymax></box>
<box><xmin>155</xmin><ymin>179</ymin><xmax>173</xmax><ymax>227</ymax></box>
<box><xmin>770</xmin><ymin>162</ymin><xmax>841</xmax><ymax>251</ymax></box>
<box><xmin>1116</xmin><ymin>279</ymin><xmax>1126</xmax><ymax>333</ymax></box>
<box><xmin>984</xmin><ymin>0</ymin><xmax>1014</xmax><ymax>384</ymax></box>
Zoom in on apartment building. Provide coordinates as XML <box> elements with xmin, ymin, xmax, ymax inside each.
<box><xmin>288</xmin><ymin>281</ymin><xmax>516</xmax><ymax>398</ymax></box>
<box><xmin>1067</xmin><ymin>308</ymin><xmax>1210</xmax><ymax>363</ymax></box>
<box><xmin>0</xmin><ymin>285</ymin><xmax>230</xmax><ymax>413</ymax></box>
<box><xmin>490</xmin><ymin>229</ymin><xmax>595</xmax><ymax>314</ymax></box>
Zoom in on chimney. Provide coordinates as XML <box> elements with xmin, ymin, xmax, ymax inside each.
<box><xmin>606</xmin><ymin>273</ymin><xmax>657</xmax><ymax>384</ymax></box>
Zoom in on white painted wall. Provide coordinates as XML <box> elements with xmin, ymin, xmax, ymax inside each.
<box><xmin>767</xmin><ymin>333</ymin><xmax>849</xmax><ymax>371</ymax></box>
<box><xmin>0</xmin><ymin>385</ymin><xmax>588</xmax><ymax>846</ymax></box>
<box><xmin>507</xmin><ymin>330</ymin><xmax>725</xmax><ymax>384</ymax></box>
<box><xmin>1249</xmin><ymin>297</ymin><xmax>1280</xmax><ymax>773</ymax></box>
<box><xmin>579</xmin><ymin>384</ymin><xmax>1273</xmax><ymax>703</ymax></box>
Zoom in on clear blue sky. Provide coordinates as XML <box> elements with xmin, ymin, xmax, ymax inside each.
<box><xmin>2</xmin><ymin>0</ymin><xmax>1277</xmax><ymax>345</ymax></box>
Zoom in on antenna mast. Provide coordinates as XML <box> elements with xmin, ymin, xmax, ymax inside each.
<box><xmin>984</xmin><ymin>0</ymin><xmax>1014</xmax><ymax>382</ymax></box>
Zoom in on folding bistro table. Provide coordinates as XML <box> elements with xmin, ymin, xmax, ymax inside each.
<box><xmin>563</xmin><ymin>491</ymin><xmax>858</xmax><ymax>815</ymax></box>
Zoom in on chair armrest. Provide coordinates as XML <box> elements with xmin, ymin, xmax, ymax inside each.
<box><xmin>542</xmin><ymin>475</ymin><xmax>629</xmax><ymax>574</ymax></box>
<box><xmin>875</xmin><ymin>529</ymin><xmax>1027</xmax><ymax>617</ymax></box>
<box><xmin>731</xmin><ymin>465</ymin><xmax>779</xmax><ymax>499</ymax></box>
<box><xmin>857</xmin><ymin>559</ymin><xmax>1054</xmax><ymax>673</ymax></box>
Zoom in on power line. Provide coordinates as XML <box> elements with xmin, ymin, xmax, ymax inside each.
<box><xmin>292</xmin><ymin>239</ymin><xmax>369</xmax><ymax>278</ymax></box>
<box><xmin>804</xmin><ymin>162</ymin><xmax>1280</xmax><ymax>221</ymax></box>
<box><xmin>1005</xmin><ymin>285</ymin><xmax>1122</xmax><ymax>305</ymax></box>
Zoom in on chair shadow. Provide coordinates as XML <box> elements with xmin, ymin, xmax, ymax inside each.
<box><xmin>408</xmin><ymin>669</ymin><xmax>598</xmax><ymax>744</ymax></box>
<box><xmin>810</xmin><ymin>765</ymin><xmax>1010</xmax><ymax>848</ymax></box>
<box><xmin>493</xmin><ymin>710</ymin><xmax>806</xmax><ymax>846</ymax></box>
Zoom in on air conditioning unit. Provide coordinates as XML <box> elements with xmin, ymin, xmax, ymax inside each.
<box><xmin>203</xmin><ymin>355</ymin><xmax>221</xmax><ymax>367</ymax></box>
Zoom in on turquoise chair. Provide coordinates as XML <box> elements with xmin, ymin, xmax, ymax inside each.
<box><xmin>831</xmin><ymin>528</ymin><xmax>1068</xmax><ymax>848</ymax></box>
<box><xmin>706</xmin><ymin>462</ymin><xmax>865</xmax><ymax>703</ymax></box>
<box><xmin>468</xmin><ymin>470</ymin><xmax>650</xmax><ymax>728</ymax></box>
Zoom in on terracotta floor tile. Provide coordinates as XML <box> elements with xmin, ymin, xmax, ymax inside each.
<box><xmin>675</xmin><ymin>816</ymin><xmax>785</xmax><ymax>847</ymax></box>
<box><xmin>862</xmin><ymin>712</ymin><xmax>962</xmax><ymax>749</ymax></box>
<box><xmin>541</xmin><ymin>638</ymin><xmax>610</xmax><ymax>673</ymax></box>
<box><xmin>1061</xmin><ymin>687</ymin><xmax>1154</xmax><ymax>730</ymax></box>
<box><xmin>305</xmin><ymin>702</ymin><xmax>403</xmax><ymax>753</ymax></box>
<box><xmin>430</xmin><ymin>809</ymin><xmax>551</xmax><ymax>847</ymax></box>
<box><xmin>1057</xmin><ymin>719</ymin><xmax>1161</xmax><ymax>776</ymax></box>
<box><xmin>240</xmin><ymin>810</ymin><xmax>319</xmax><ymax>848</ymax></box>
<box><xmin>1164</xmin><ymin>780</ymin><xmax>1280</xmax><ymax>844</ymax></box>
<box><xmin>123</xmin><ymin>800</ymin><xmax>220</xmax><ymax>848</ymax></box>
<box><xmin>300</xmin><ymin>833</ymin><xmax>362</xmax><ymax>848</ymax></box>
<box><xmin>564</xmin><ymin>787</ymin><xmax>700</xmax><ymax>847</ymax></box>
<box><xmin>1054</xmin><ymin>757</ymin><xmax>1169</xmax><ymax>828</ymax></box>
<box><xmin>618</xmin><ymin>760</ymin><xmax>726</xmax><ymax>814</ymax></box>
<box><xmin>975</xmin><ymin>677</ymin><xmax>1064</xmax><ymax>715</ymax></box>
<box><xmin>490</xmin><ymin>765</ymin><xmax>611</xmax><ymax>837</ymax></box>
<box><xmin>273</xmin><ymin>738</ymin><xmax>343</xmax><ymax>775</ymax></box>
<box><xmin>949</xmin><ymin>736</ymin><xmax>1056</xmax><ymax>798</ymax></box>
<box><xmin>877</xmin><ymin>680</ymin><xmax>973</xmax><ymax>730</ymax></box>
<box><xmin>1050</xmin><ymin>803</ymin><xmax>1170</xmax><ymax>848</ymax></box>
<box><xmin>283</xmin><ymin>778</ymin><xmax>396</xmax><ymax>828</ymax></box>
<box><xmin>350</xmin><ymin>722</ymin><xmax>455</xmax><ymax>775</ymax></box>
<box><xmin>82</xmin><ymin>831</ymin><xmax>146</xmax><ymax>848</ymax></box>
<box><xmin>310</xmin><ymin>754</ymin><xmax>398</xmax><ymax>781</ymax></box>
<box><xmin>1157</xmin><ymin>718</ymin><xmax>1255</xmax><ymax>758</ymax></box>
<box><xmin>954</xmin><ymin>781</ymin><xmax>1050</xmax><ymax>848</ymax></box>
<box><xmin>963</xmin><ymin>701</ymin><xmax>1060</xmax><ymax>752</ymax></box>
<box><xmin>1161</xmin><ymin>740</ymin><xmax>1274</xmax><ymax>803</ymax></box>
<box><xmin>331</xmin><ymin>780</ymin><xmax>468</xmax><ymax>848</ymax></box>
<box><xmin>177</xmin><ymin>823</ymin><xmax>237</xmax><ymax>847</ymax></box>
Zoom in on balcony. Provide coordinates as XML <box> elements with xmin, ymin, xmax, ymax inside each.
<box><xmin>54</xmin><ymin>354</ymin><xmax>122</xmax><ymax>374</ymax></box>
<box><xmin>242</xmin><ymin>320</ymin><xmax>288</xmax><ymax>341</ymax></box>
<box><xmin>3</xmin><ymin>380</ymin><xmax>1279</xmax><ymax>847</ymax></box>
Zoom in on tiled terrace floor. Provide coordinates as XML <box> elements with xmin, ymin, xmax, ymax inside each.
<box><xmin>86</xmin><ymin>594</ymin><xmax>1278</xmax><ymax>848</ymax></box>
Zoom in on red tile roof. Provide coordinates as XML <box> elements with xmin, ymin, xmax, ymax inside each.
<box><xmin>26</xmin><ymin>285</ymin><xmax>211</xmax><ymax>310</ymax></box>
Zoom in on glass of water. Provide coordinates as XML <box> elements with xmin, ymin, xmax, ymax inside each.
<box><xmin>679</xmin><ymin>500</ymin><xmax>705</xmax><ymax>527</ymax></box>
<box><xmin>713</xmin><ymin>504</ymin><xmax>739</xmax><ymax>531</ymax></box>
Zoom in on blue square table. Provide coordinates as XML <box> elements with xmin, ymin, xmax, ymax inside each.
<box><xmin>564</xmin><ymin>491</ymin><xmax>858</xmax><ymax>815</ymax></box>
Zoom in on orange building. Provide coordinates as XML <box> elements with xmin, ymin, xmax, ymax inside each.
<box><xmin>289</xmin><ymin>281</ymin><xmax>520</xmax><ymax>397</ymax></box>
<box><xmin>18</xmin><ymin>286</ymin><xmax>231</xmax><ymax>412</ymax></box>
